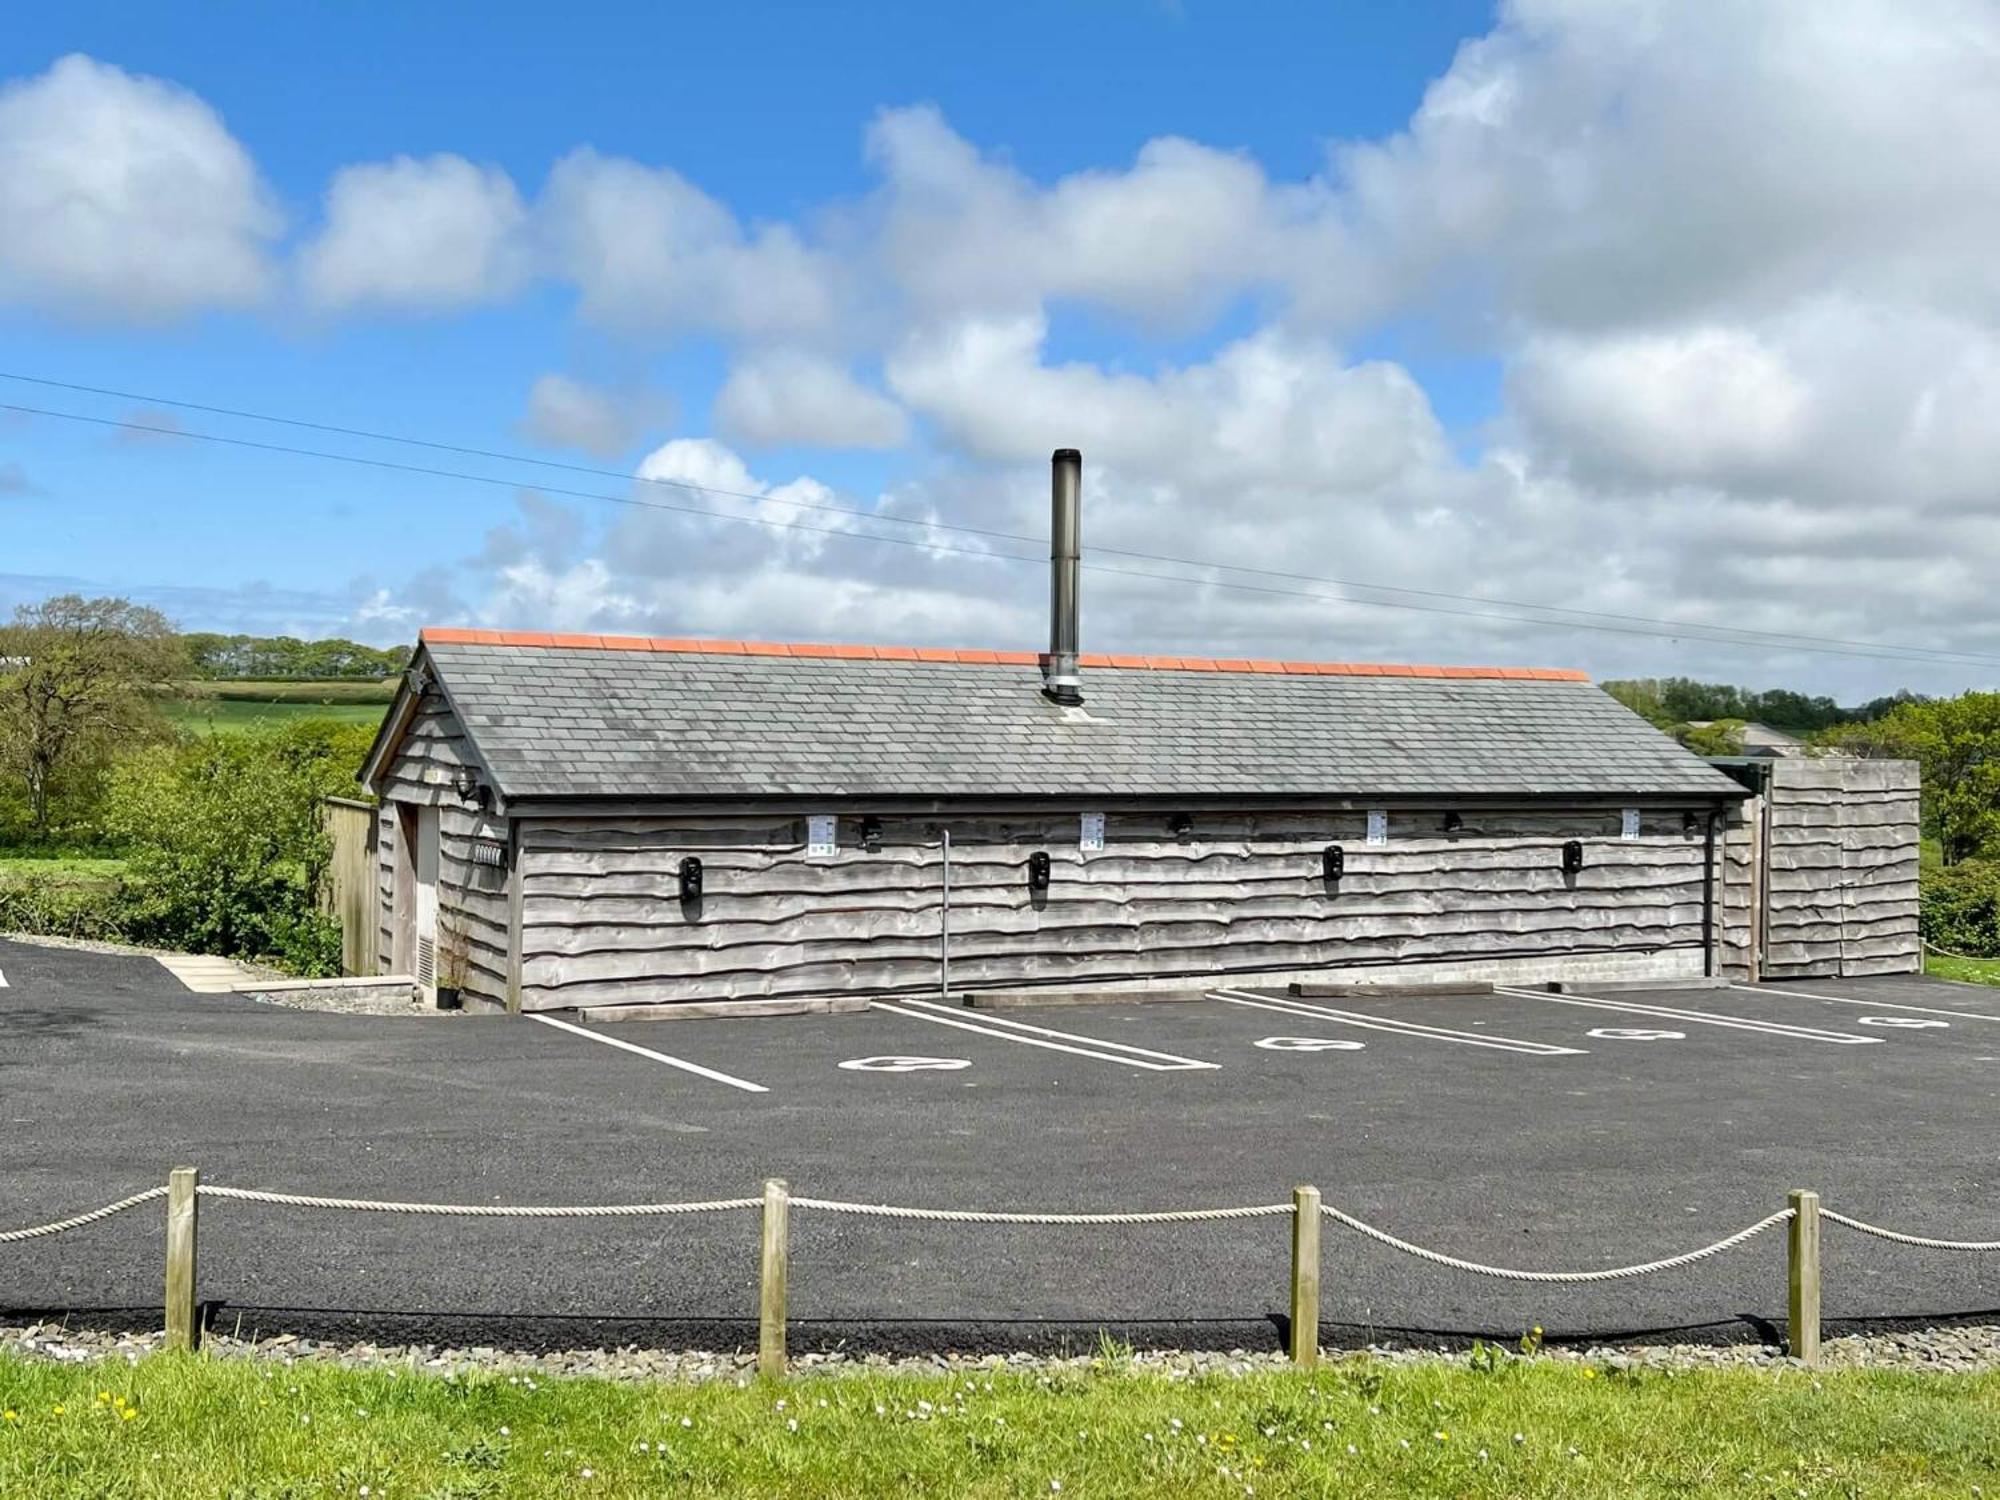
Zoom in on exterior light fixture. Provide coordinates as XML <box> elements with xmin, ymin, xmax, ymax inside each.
<box><xmin>1442</xmin><ymin>811</ymin><xmax>1463</xmax><ymax>832</ymax></box>
<box><xmin>678</xmin><ymin>856</ymin><xmax>704</xmax><ymax>903</ymax></box>
<box><xmin>1169</xmin><ymin>813</ymin><xmax>1194</xmax><ymax>842</ymax></box>
<box><xmin>1561</xmin><ymin>839</ymin><xmax>1585</xmax><ymax>876</ymax></box>
<box><xmin>1027</xmin><ymin>851</ymin><xmax>1052</xmax><ymax>893</ymax></box>
<box><xmin>860</xmin><ymin>816</ymin><xmax>883</xmax><ymax>853</ymax></box>
<box><xmin>1683</xmin><ymin>811</ymin><xmax>1700</xmax><ymax>836</ymax></box>
<box><xmin>1321</xmin><ymin>846</ymin><xmax>1344</xmax><ymax>883</ymax></box>
<box><xmin>452</xmin><ymin>767</ymin><xmax>488</xmax><ymax>809</ymax></box>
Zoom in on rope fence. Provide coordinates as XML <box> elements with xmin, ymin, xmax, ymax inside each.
<box><xmin>6</xmin><ymin>1172</ymin><xmax>1998</xmax><ymax>1373</ymax></box>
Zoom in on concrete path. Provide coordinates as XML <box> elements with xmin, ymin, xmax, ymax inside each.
<box><xmin>150</xmin><ymin>952</ymin><xmax>270</xmax><ymax>993</ymax></box>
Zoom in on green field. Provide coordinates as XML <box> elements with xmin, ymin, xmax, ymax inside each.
<box><xmin>3</xmin><ymin>1351</ymin><xmax>1999</xmax><ymax>1498</ymax></box>
<box><xmin>158</xmin><ymin>679</ymin><xmax>394</xmax><ymax>736</ymax></box>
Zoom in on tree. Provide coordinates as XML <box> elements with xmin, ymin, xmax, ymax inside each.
<box><xmin>0</xmin><ymin>596</ymin><xmax>183</xmax><ymax>838</ymax></box>
<box><xmin>1677</xmin><ymin>719</ymin><xmax>1746</xmax><ymax>757</ymax></box>
<box><xmin>1822</xmin><ymin>693</ymin><xmax>2000</xmax><ymax>864</ymax></box>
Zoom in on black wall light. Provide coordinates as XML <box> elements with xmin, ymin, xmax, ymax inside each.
<box><xmin>860</xmin><ymin>816</ymin><xmax>883</xmax><ymax>853</ymax></box>
<box><xmin>1168</xmin><ymin>813</ymin><xmax>1194</xmax><ymax>842</ymax></box>
<box><xmin>678</xmin><ymin>855</ymin><xmax>704</xmax><ymax>902</ymax></box>
<box><xmin>1442</xmin><ymin>811</ymin><xmax>1463</xmax><ymax>833</ymax></box>
<box><xmin>1027</xmin><ymin>850</ymin><xmax>1052</xmax><ymax>893</ymax></box>
<box><xmin>1321</xmin><ymin>845</ymin><xmax>1344</xmax><ymax>883</ymax></box>
<box><xmin>1683</xmin><ymin>810</ymin><xmax>1700</xmax><ymax>836</ymax></box>
<box><xmin>1561</xmin><ymin>839</ymin><xmax>1585</xmax><ymax>876</ymax></box>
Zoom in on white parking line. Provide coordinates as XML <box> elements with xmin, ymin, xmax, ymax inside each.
<box><xmin>874</xmin><ymin>1001</ymin><xmax>1218</xmax><ymax>1071</ymax></box>
<box><xmin>0</xmin><ymin>968</ymin><xmax>8</xmax><ymax>988</ymax></box>
<box><xmin>1729</xmin><ymin>982</ymin><xmax>2000</xmax><ymax>1025</ymax></box>
<box><xmin>526</xmin><ymin>1013</ymin><xmax>770</xmax><ymax>1093</ymax></box>
<box><xmin>1209</xmin><ymin>989</ymin><xmax>1587</xmax><ymax>1056</ymax></box>
<box><xmin>1495</xmin><ymin>987</ymin><xmax>1881</xmax><ymax>1045</ymax></box>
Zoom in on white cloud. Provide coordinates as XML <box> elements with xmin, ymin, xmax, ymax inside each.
<box><xmin>0</xmin><ymin>53</ymin><xmax>278</xmax><ymax>320</ymax></box>
<box><xmin>864</xmin><ymin>104</ymin><xmax>1324</xmax><ymax>328</ymax></box>
<box><xmin>886</xmin><ymin>314</ymin><xmax>1450</xmax><ymax>497</ymax></box>
<box><xmin>539</xmin><ymin>148</ymin><xmax>841</xmax><ymax>340</ymax></box>
<box><xmin>1319</xmin><ymin>0</ymin><xmax>2000</xmax><ymax>332</ymax></box>
<box><xmin>714</xmin><ymin>351</ymin><xmax>908</xmax><ymax>449</ymax></box>
<box><xmin>519</xmin><ymin>374</ymin><xmax>673</xmax><ymax>458</ymax></box>
<box><xmin>1507</xmin><ymin>328</ymin><xmax>1809</xmax><ymax>490</ymax></box>
<box><xmin>299</xmin><ymin>153</ymin><xmax>529</xmax><ymax>312</ymax></box>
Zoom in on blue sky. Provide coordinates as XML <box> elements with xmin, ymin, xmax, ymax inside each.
<box><xmin>1</xmin><ymin>2</ymin><xmax>1500</xmax><ymax>631</ymax></box>
<box><xmin>3</xmin><ymin>1</ymin><xmax>1997</xmax><ymax>699</ymax></box>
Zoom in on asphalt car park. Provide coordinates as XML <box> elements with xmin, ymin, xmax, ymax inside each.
<box><xmin>6</xmin><ymin>935</ymin><xmax>2000</xmax><ymax>1352</ymax></box>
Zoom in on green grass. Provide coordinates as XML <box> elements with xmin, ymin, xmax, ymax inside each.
<box><xmin>160</xmin><ymin>697</ymin><xmax>389</xmax><ymax>735</ymax></box>
<box><xmin>3</xmin><ymin>1351</ymin><xmax>1999</xmax><ymax>1497</ymax></box>
<box><xmin>157</xmin><ymin>680</ymin><xmax>394</xmax><ymax>736</ymax></box>
<box><xmin>0</xmin><ymin>854</ymin><xmax>126</xmax><ymax>885</ymax></box>
<box><xmin>1925</xmin><ymin>953</ymin><xmax>2000</xmax><ymax>987</ymax></box>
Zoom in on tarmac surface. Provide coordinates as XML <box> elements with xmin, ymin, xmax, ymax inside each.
<box><xmin>6</xmin><ymin>936</ymin><xmax>2000</xmax><ymax>1353</ymax></box>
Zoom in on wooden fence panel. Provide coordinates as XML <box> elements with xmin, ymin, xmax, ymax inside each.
<box><xmin>323</xmin><ymin>797</ymin><xmax>380</xmax><ymax>977</ymax></box>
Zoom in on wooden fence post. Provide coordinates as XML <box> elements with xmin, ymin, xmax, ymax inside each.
<box><xmin>165</xmin><ymin>1167</ymin><xmax>199</xmax><ymax>1352</ymax></box>
<box><xmin>1788</xmin><ymin>1188</ymin><xmax>1820</xmax><ymax>1366</ymax></box>
<box><xmin>759</xmin><ymin>1178</ymin><xmax>790</xmax><ymax>1378</ymax></box>
<box><xmin>1289</xmin><ymin>1185</ymin><xmax>1321</xmax><ymax>1367</ymax></box>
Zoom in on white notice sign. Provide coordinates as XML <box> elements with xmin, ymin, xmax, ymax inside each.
<box><xmin>807</xmin><ymin>814</ymin><xmax>838</xmax><ymax>857</ymax></box>
<box><xmin>1621</xmin><ymin>808</ymin><xmax>1641</xmax><ymax>840</ymax></box>
<box><xmin>1366</xmin><ymin>810</ymin><xmax>1388</xmax><ymax>846</ymax></box>
<box><xmin>1080</xmin><ymin>812</ymin><xmax>1105</xmax><ymax>852</ymax></box>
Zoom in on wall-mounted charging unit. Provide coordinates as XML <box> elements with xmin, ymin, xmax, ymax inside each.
<box><xmin>677</xmin><ymin>855</ymin><xmax>704</xmax><ymax>902</ymax></box>
<box><xmin>1027</xmin><ymin>850</ymin><xmax>1052</xmax><ymax>893</ymax></box>
<box><xmin>1561</xmin><ymin>839</ymin><xmax>1585</xmax><ymax>877</ymax></box>
<box><xmin>1322</xmin><ymin>846</ymin><xmax>1344</xmax><ymax>883</ymax></box>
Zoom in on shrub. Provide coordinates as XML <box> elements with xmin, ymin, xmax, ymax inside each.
<box><xmin>98</xmin><ymin>720</ymin><xmax>372</xmax><ymax>975</ymax></box>
<box><xmin>1919</xmin><ymin>860</ymin><xmax>2000</xmax><ymax>958</ymax></box>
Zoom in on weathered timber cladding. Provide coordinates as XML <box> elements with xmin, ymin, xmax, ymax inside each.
<box><xmin>377</xmin><ymin>695</ymin><xmax>478</xmax><ymax>805</ymax></box>
<box><xmin>1716</xmin><ymin>799</ymin><xmax>1759</xmax><ymax>981</ymax></box>
<box><xmin>439</xmin><ymin>802</ymin><xmax>511</xmax><ymax>1005</ymax></box>
<box><xmin>375</xmin><ymin>689</ymin><xmax>508</xmax><ymax>1000</ymax></box>
<box><xmin>1762</xmin><ymin>758</ymin><xmax>1920</xmax><ymax>978</ymax></box>
<box><xmin>513</xmin><ymin>810</ymin><xmax>1713</xmax><ymax>1009</ymax></box>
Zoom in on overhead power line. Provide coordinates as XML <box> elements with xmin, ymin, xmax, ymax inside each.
<box><xmin>6</xmin><ymin>369</ymin><xmax>1986</xmax><ymax>666</ymax></box>
<box><xmin>1</xmin><ymin>377</ymin><xmax>1994</xmax><ymax>672</ymax></box>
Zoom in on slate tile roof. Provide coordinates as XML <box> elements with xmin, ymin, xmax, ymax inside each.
<box><xmin>410</xmin><ymin>629</ymin><xmax>1744</xmax><ymax>802</ymax></box>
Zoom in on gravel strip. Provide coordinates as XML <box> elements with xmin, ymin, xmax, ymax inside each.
<box><xmin>9</xmin><ymin>1322</ymin><xmax>2000</xmax><ymax>1380</ymax></box>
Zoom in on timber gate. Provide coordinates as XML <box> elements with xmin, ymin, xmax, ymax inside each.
<box><xmin>1742</xmin><ymin>758</ymin><xmax>1921</xmax><ymax>979</ymax></box>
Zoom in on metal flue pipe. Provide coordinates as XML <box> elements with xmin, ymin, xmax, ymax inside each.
<box><xmin>1043</xmin><ymin>447</ymin><xmax>1084</xmax><ymax>705</ymax></box>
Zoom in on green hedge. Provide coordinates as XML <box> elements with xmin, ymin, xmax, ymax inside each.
<box><xmin>0</xmin><ymin>874</ymin><xmax>131</xmax><ymax>944</ymax></box>
<box><xmin>1919</xmin><ymin>860</ymin><xmax>2000</xmax><ymax>958</ymax></box>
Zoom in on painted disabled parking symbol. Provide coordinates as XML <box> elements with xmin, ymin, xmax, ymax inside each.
<box><xmin>1857</xmin><ymin>1016</ymin><xmax>1950</xmax><ymax>1029</ymax></box>
<box><xmin>838</xmin><ymin>1055</ymin><xmax>973</xmax><ymax>1072</ymax></box>
<box><xmin>1587</xmin><ymin>1027</ymin><xmax>1686</xmax><ymax>1041</ymax></box>
<box><xmin>1255</xmin><ymin>1036</ymin><xmax>1367</xmax><ymax>1052</ymax></box>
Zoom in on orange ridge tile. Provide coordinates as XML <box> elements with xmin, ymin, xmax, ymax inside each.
<box><xmin>416</xmin><ymin>626</ymin><xmax>1584</xmax><ymax>681</ymax></box>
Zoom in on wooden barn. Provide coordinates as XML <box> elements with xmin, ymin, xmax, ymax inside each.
<box><xmin>356</xmin><ymin>451</ymin><xmax>1912</xmax><ymax>1015</ymax></box>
